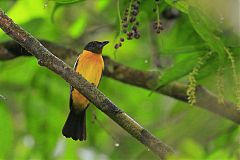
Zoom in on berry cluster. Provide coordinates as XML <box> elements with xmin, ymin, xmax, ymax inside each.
<box><xmin>115</xmin><ymin>0</ymin><xmax>141</xmax><ymax>49</ymax></box>
<box><xmin>153</xmin><ymin>21</ymin><xmax>163</xmax><ymax>34</ymax></box>
<box><xmin>114</xmin><ymin>38</ymin><xmax>124</xmax><ymax>49</ymax></box>
<box><xmin>152</xmin><ymin>0</ymin><xmax>163</xmax><ymax>34</ymax></box>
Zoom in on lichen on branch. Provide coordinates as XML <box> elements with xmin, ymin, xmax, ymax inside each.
<box><xmin>0</xmin><ymin>9</ymin><xmax>173</xmax><ymax>159</ymax></box>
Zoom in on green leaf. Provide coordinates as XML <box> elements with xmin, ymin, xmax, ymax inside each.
<box><xmin>164</xmin><ymin>0</ymin><xmax>189</xmax><ymax>13</ymax></box>
<box><xmin>162</xmin><ymin>43</ymin><xmax>209</xmax><ymax>55</ymax></box>
<box><xmin>196</xmin><ymin>54</ymin><xmax>218</xmax><ymax>79</ymax></box>
<box><xmin>51</xmin><ymin>0</ymin><xmax>87</xmax><ymax>22</ymax></box>
<box><xmin>188</xmin><ymin>6</ymin><xmax>226</xmax><ymax>64</ymax></box>
<box><xmin>53</xmin><ymin>0</ymin><xmax>86</xmax><ymax>4</ymax></box>
<box><xmin>96</xmin><ymin>0</ymin><xmax>111</xmax><ymax>11</ymax></box>
<box><xmin>157</xmin><ymin>53</ymin><xmax>201</xmax><ymax>87</ymax></box>
<box><xmin>158</xmin><ymin>15</ymin><xmax>205</xmax><ymax>55</ymax></box>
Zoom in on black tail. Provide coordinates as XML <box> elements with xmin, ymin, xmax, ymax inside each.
<box><xmin>62</xmin><ymin>109</ymin><xmax>86</xmax><ymax>141</ymax></box>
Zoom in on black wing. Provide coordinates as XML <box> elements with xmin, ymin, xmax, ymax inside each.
<box><xmin>69</xmin><ymin>58</ymin><xmax>79</xmax><ymax>109</ymax></box>
<box><xmin>97</xmin><ymin>62</ymin><xmax>104</xmax><ymax>87</ymax></box>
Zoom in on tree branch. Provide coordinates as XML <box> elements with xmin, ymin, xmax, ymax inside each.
<box><xmin>0</xmin><ymin>9</ymin><xmax>174</xmax><ymax>159</ymax></box>
<box><xmin>1</xmin><ymin>41</ymin><xmax>240</xmax><ymax>124</ymax></box>
<box><xmin>104</xmin><ymin>58</ymin><xmax>240</xmax><ymax>124</ymax></box>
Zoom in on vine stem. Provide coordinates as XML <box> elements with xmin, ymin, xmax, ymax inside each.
<box><xmin>112</xmin><ymin>0</ymin><xmax>123</xmax><ymax>58</ymax></box>
<box><xmin>117</xmin><ymin>0</ymin><xmax>122</xmax><ymax>33</ymax></box>
<box><xmin>156</xmin><ymin>1</ymin><xmax>160</xmax><ymax>26</ymax></box>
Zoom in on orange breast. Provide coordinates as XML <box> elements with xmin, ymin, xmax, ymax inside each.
<box><xmin>72</xmin><ymin>50</ymin><xmax>104</xmax><ymax>110</ymax></box>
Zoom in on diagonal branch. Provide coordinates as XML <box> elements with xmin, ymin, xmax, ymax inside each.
<box><xmin>104</xmin><ymin>59</ymin><xmax>240</xmax><ymax>124</ymax></box>
<box><xmin>1</xmin><ymin>40</ymin><xmax>240</xmax><ymax>124</ymax></box>
<box><xmin>0</xmin><ymin>9</ymin><xmax>173</xmax><ymax>159</ymax></box>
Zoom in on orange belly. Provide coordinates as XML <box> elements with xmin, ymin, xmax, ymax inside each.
<box><xmin>72</xmin><ymin>50</ymin><xmax>104</xmax><ymax>111</ymax></box>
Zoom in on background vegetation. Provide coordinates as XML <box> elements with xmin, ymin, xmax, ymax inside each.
<box><xmin>0</xmin><ymin>0</ymin><xmax>239</xmax><ymax>159</ymax></box>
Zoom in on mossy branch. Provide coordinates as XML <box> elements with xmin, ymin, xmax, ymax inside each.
<box><xmin>0</xmin><ymin>9</ymin><xmax>174</xmax><ymax>159</ymax></box>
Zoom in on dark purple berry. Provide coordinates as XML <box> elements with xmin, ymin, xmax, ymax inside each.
<box><xmin>114</xmin><ymin>44</ymin><xmax>119</xmax><ymax>49</ymax></box>
<box><xmin>132</xmin><ymin>26</ymin><xmax>137</xmax><ymax>31</ymax></box>
<box><xmin>127</xmin><ymin>37</ymin><xmax>132</xmax><ymax>40</ymax></box>
<box><xmin>134</xmin><ymin>33</ymin><xmax>140</xmax><ymax>39</ymax></box>
<box><xmin>122</xmin><ymin>23</ymin><xmax>128</xmax><ymax>28</ymax></box>
<box><xmin>130</xmin><ymin>17</ymin><xmax>136</xmax><ymax>23</ymax></box>
<box><xmin>153</xmin><ymin>25</ymin><xmax>158</xmax><ymax>30</ymax></box>
<box><xmin>133</xmin><ymin>5</ymin><xmax>138</xmax><ymax>10</ymax></box>
<box><xmin>127</xmin><ymin>31</ymin><xmax>133</xmax><ymax>37</ymax></box>
<box><xmin>131</xmin><ymin>10</ymin><xmax>138</xmax><ymax>16</ymax></box>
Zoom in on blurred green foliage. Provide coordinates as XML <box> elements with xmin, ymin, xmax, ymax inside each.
<box><xmin>0</xmin><ymin>0</ymin><xmax>239</xmax><ymax>159</ymax></box>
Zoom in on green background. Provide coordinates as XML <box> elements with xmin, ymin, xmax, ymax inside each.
<box><xmin>0</xmin><ymin>0</ymin><xmax>239</xmax><ymax>159</ymax></box>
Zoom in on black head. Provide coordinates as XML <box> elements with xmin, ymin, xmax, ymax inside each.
<box><xmin>84</xmin><ymin>41</ymin><xmax>109</xmax><ymax>54</ymax></box>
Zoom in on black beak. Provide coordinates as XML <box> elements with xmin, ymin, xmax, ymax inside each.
<box><xmin>100</xmin><ymin>41</ymin><xmax>109</xmax><ymax>48</ymax></box>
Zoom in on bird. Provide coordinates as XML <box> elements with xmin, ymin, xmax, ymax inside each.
<box><xmin>62</xmin><ymin>41</ymin><xmax>109</xmax><ymax>141</ymax></box>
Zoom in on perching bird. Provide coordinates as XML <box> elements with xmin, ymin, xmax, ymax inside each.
<box><xmin>62</xmin><ymin>41</ymin><xmax>109</xmax><ymax>141</ymax></box>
